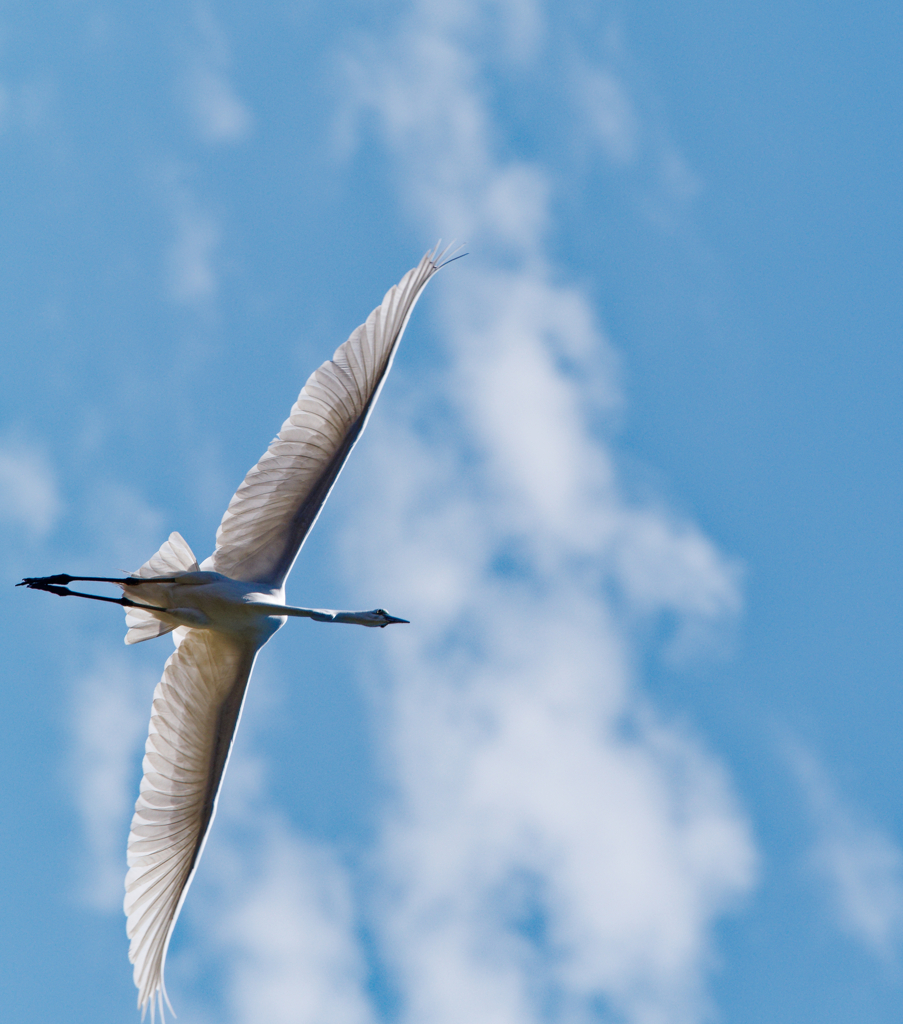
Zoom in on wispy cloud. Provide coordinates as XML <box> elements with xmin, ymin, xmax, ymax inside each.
<box><xmin>571</xmin><ymin>29</ymin><xmax>701</xmax><ymax>228</ymax></box>
<box><xmin>82</xmin><ymin>481</ymin><xmax>167</xmax><ymax>571</ymax></box>
<box><xmin>335</xmin><ymin>1</ymin><xmax>755</xmax><ymax>1021</ymax></box>
<box><xmin>186</xmin><ymin>66</ymin><xmax>252</xmax><ymax>144</ymax></box>
<box><xmin>181</xmin><ymin>5</ymin><xmax>252</xmax><ymax>144</ymax></box>
<box><xmin>347</xmin><ymin>410</ymin><xmax>752</xmax><ymax>1021</ymax></box>
<box><xmin>577</xmin><ymin>66</ymin><xmax>639</xmax><ymax>166</ymax></box>
<box><xmin>0</xmin><ymin>437</ymin><xmax>61</xmax><ymax>538</ymax></box>
<box><xmin>158</xmin><ymin>164</ymin><xmax>223</xmax><ymax>307</ymax></box>
<box><xmin>792</xmin><ymin>745</ymin><xmax>903</xmax><ymax>962</ymax></box>
<box><xmin>168</xmin><ymin>202</ymin><xmax>221</xmax><ymax>304</ymax></box>
<box><xmin>189</xmin><ymin>756</ymin><xmax>376</xmax><ymax>1024</ymax></box>
<box><xmin>70</xmin><ymin>651</ymin><xmax>153</xmax><ymax>911</ymax></box>
<box><xmin>344</xmin><ymin>10</ymin><xmax>549</xmax><ymax>255</ymax></box>
<box><xmin>160</xmin><ymin>6</ymin><xmax>252</xmax><ymax>307</ymax></box>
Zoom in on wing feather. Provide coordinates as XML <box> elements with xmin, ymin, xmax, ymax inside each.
<box><xmin>205</xmin><ymin>246</ymin><xmax>449</xmax><ymax>586</ymax></box>
<box><xmin>124</xmin><ymin>628</ymin><xmax>259</xmax><ymax>1021</ymax></box>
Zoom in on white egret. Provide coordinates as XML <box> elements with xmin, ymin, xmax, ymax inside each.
<box><xmin>19</xmin><ymin>245</ymin><xmax>457</xmax><ymax>1020</ymax></box>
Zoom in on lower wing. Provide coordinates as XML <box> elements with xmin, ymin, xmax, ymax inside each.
<box><xmin>124</xmin><ymin>627</ymin><xmax>260</xmax><ymax>1020</ymax></box>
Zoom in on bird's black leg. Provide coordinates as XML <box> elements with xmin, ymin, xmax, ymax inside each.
<box><xmin>17</xmin><ymin>574</ymin><xmax>176</xmax><ymax>587</ymax></box>
<box><xmin>16</xmin><ymin>577</ymin><xmax>169</xmax><ymax>611</ymax></box>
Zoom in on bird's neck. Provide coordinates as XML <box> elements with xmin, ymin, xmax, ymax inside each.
<box><xmin>247</xmin><ymin>601</ymin><xmax>351</xmax><ymax>623</ymax></box>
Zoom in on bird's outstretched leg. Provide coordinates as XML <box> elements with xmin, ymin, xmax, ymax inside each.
<box><xmin>16</xmin><ymin>577</ymin><xmax>168</xmax><ymax>611</ymax></box>
<box><xmin>17</xmin><ymin>574</ymin><xmax>175</xmax><ymax>587</ymax></box>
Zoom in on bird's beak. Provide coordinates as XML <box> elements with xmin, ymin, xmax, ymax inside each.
<box><xmin>383</xmin><ymin>614</ymin><xmax>409</xmax><ymax>625</ymax></box>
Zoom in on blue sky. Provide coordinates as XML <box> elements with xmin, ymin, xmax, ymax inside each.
<box><xmin>2</xmin><ymin>1</ymin><xmax>902</xmax><ymax>1021</ymax></box>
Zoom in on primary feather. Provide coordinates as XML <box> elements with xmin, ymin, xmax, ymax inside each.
<box><xmin>204</xmin><ymin>246</ymin><xmax>448</xmax><ymax>586</ymax></box>
<box><xmin>125</xmin><ymin>629</ymin><xmax>258</xmax><ymax>1021</ymax></box>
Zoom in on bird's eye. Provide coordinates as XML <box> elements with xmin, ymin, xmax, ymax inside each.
<box><xmin>376</xmin><ymin>608</ymin><xmax>387</xmax><ymax>616</ymax></box>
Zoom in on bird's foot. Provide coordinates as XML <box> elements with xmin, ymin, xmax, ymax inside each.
<box><xmin>17</xmin><ymin>576</ymin><xmax>167</xmax><ymax>610</ymax></box>
<box><xmin>17</xmin><ymin>574</ymin><xmax>76</xmax><ymax>588</ymax></box>
<box><xmin>19</xmin><ymin>580</ymin><xmax>73</xmax><ymax>597</ymax></box>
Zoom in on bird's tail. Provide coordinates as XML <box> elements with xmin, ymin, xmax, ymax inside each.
<box><xmin>124</xmin><ymin>532</ymin><xmax>200</xmax><ymax>645</ymax></box>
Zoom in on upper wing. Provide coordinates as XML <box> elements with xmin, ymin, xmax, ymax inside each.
<box><xmin>124</xmin><ymin>627</ymin><xmax>259</xmax><ymax>1021</ymax></box>
<box><xmin>204</xmin><ymin>246</ymin><xmax>450</xmax><ymax>587</ymax></box>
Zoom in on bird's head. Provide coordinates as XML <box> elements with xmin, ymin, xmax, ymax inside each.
<box><xmin>340</xmin><ymin>607</ymin><xmax>410</xmax><ymax>628</ymax></box>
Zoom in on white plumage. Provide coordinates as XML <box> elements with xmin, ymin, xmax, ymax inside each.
<box><xmin>125</xmin><ymin>627</ymin><xmax>258</xmax><ymax>1014</ymax></box>
<box><xmin>206</xmin><ymin>248</ymin><xmax>442</xmax><ymax>586</ymax></box>
<box><xmin>19</xmin><ymin>245</ymin><xmax>455</xmax><ymax>1020</ymax></box>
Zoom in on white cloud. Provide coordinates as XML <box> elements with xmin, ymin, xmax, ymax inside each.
<box><xmin>154</xmin><ymin>160</ymin><xmax>223</xmax><ymax>308</ymax></box>
<box><xmin>348</xmin><ymin>409</ymin><xmax>753</xmax><ymax>1022</ymax></box>
<box><xmin>366</xmin><ymin>640</ymin><xmax>749</xmax><ymax>1024</ymax></box>
<box><xmin>188</xmin><ymin>756</ymin><xmax>376</xmax><ymax>1024</ymax></box>
<box><xmin>69</xmin><ymin>650</ymin><xmax>153</xmax><ymax>911</ymax></box>
<box><xmin>336</xmin><ymin>1</ymin><xmax>756</xmax><ymax>1021</ymax></box>
<box><xmin>792</xmin><ymin>746</ymin><xmax>903</xmax><ymax>961</ymax></box>
<box><xmin>578</xmin><ymin>66</ymin><xmax>639</xmax><ymax>166</ymax></box>
<box><xmin>167</xmin><ymin>197</ymin><xmax>222</xmax><ymax>305</ymax></box>
<box><xmin>344</xmin><ymin>9</ymin><xmax>549</xmax><ymax>254</ymax></box>
<box><xmin>156</xmin><ymin>160</ymin><xmax>223</xmax><ymax>307</ymax></box>
<box><xmin>182</xmin><ymin>5</ymin><xmax>252</xmax><ymax>144</ymax></box>
<box><xmin>0</xmin><ymin>439</ymin><xmax>61</xmax><ymax>537</ymax></box>
<box><xmin>159</xmin><ymin>8</ymin><xmax>253</xmax><ymax>307</ymax></box>
<box><xmin>571</xmin><ymin>34</ymin><xmax>702</xmax><ymax>228</ymax></box>
<box><xmin>186</xmin><ymin>66</ymin><xmax>252</xmax><ymax>144</ymax></box>
<box><xmin>83</xmin><ymin>481</ymin><xmax>167</xmax><ymax>571</ymax></box>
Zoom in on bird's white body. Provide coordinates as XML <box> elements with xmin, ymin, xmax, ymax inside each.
<box><xmin>126</xmin><ymin>572</ymin><xmax>288</xmax><ymax>639</ymax></box>
<box><xmin>21</xmin><ymin>246</ymin><xmax>454</xmax><ymax>1021</ymax></box>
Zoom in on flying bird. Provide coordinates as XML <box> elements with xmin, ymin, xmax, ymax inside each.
<box><xmin>19</xmin><ymin>246</ymin><xmax>456</xmax><ymax>1021</ymax></box>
